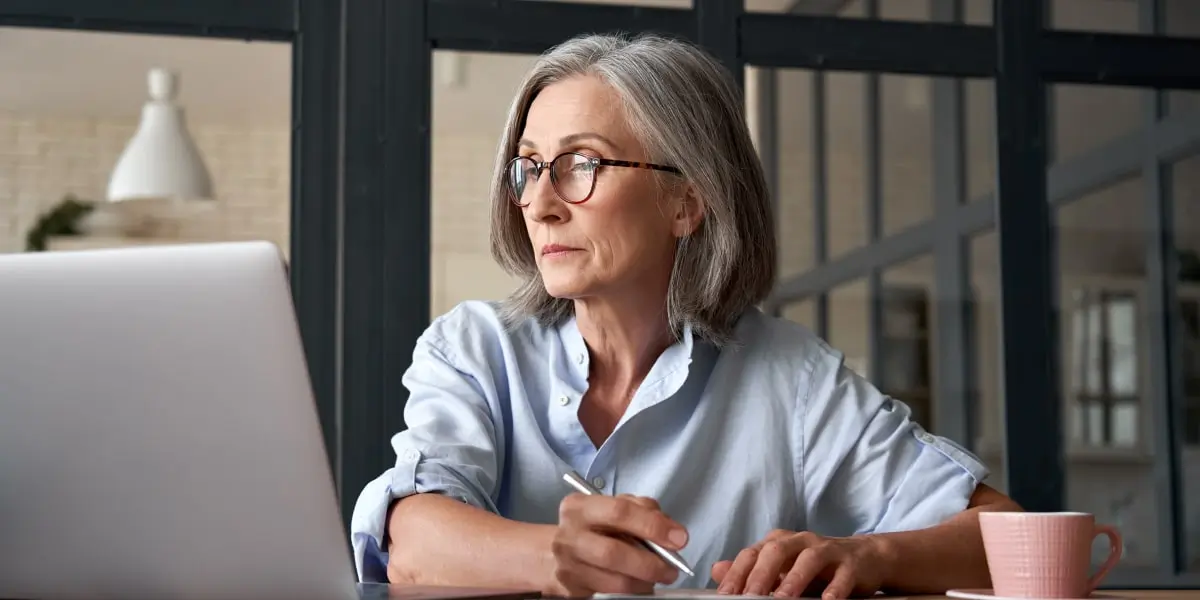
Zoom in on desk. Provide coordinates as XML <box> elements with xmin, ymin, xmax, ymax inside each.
<box><xmin>884</xmin><ymin>594</ymin><xmax>1196</xmax><ymax>600</ymax></box>
<box><xmin>364</xmin><ymin>585</ymin><xmax>1198</xmax><ymax>600</ymax></box>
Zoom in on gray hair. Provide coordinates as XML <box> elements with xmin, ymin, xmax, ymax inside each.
<box><xmin>488</xmin><ymin>32</ymin><xmax>776</xmax><ymax>347</ymax></box>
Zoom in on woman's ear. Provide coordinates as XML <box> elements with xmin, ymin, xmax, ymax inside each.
<box><xmin>671</xmin><ymin>186</ymin><xmax>705</xmax><ymax>238</ymax></box>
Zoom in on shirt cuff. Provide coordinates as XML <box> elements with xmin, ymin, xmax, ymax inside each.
<box><xmin>349</xmin><ymin>446</ymin><xmax>499</xmax><ymax>582</ymax></box>
<box><xmin>350</xmin><ymin>469</ymin><xmax>404</xmax><ymax>583</ymax></box>
<box><xmin>871</xmin><ymin>428</ymin><xmax>990</xmax><ymax>533</ymax></box>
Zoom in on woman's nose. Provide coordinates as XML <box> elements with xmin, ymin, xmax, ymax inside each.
<box><xmin>524</xmin><ymin>172</ymin><xmax>566</xmax><ymax>223</ymax></box>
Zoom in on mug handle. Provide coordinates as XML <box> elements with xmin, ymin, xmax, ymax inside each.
<box><xmin>1086</xmin><ymin>524</ymin><xmax>1123</xmax><ymax>593</ymax></box>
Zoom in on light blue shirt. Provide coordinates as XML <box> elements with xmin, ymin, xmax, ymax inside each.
<box><xmin>349</xmin><ymin>301</ymin><xmax>989</xmax><ymax>588</ymax></box>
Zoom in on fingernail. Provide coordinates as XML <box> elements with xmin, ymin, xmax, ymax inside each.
<box><xmin>668</xmin><ymin>528</ymin><xmax>688</xmax><ymax>548</ymax></box>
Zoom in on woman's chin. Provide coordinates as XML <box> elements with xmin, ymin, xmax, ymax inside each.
<box><xmin>541</xmin><ymin>278</ymin><xmax>591</xmax><ymax>300</ymax></box>
<box><xmin>543</xmin><ymin>286</ymin><xmax>585</xmax><ymax>300</ymax></box>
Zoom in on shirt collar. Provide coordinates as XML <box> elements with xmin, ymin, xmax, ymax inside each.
<box><xmin>556</xmin><ymin>314</ymin><xmax>698</xmax><ymax>404</ymax></box>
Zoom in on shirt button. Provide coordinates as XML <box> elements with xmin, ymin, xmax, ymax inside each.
<box><xmin>919</xmin><ymin>432</ymin><xmax>935</xmax><ymax>444</ymax></box>
<box><xmin>404</xmin><ymin>449</ymin><xmax>420</xmax><ymax>462</ymax></box>
<box><xmin>592</xmin><ymin>476</ymin><xmax>605</xmax><ymax>489</ymax></box>
<box><xmin>577</xmin><ymin>353</ymin><xmax>586</xmax><ymax>365</ymax></box>
<box><xmin>559</xmin><ymin>396</ymin><xmax>571</xmax><ymax>406</ymax></box>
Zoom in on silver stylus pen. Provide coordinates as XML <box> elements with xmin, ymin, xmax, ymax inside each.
<box><xmin>561</xmin><ymin>471</ymin><xmax>696</xmax><ymax>577</ymax></box>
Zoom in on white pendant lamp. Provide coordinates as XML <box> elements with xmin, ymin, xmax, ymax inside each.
<box><xmin>107</xmin><ymin>68</ymin><xmax>213</xmax><ymax>203</ymax></box>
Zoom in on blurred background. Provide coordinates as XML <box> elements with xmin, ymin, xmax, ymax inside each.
<box><xmin>0</xmin><ymin>0</ymin><xmax>1197</xmax><ymax>587</ymax></box>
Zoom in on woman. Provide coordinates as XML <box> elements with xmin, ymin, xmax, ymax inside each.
<box><xmin>350</xmin><ymin>32</ymin><xmax>1020</xmax><ymax>599</ymax></box>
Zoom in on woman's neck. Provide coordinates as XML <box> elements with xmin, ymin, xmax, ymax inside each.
<box><xmin>573</xmin><ymin>294</ymin><xmax>673</xmax><ymax>392</ymax></box>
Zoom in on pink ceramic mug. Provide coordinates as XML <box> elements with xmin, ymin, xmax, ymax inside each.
<box><xmin>979</xmin><ymin>512</ymin><xmax>1122</xmax><ymax>598</ymax></box>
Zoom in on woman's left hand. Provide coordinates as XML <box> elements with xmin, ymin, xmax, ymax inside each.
<box><xmin>711</xmin><ymin>529</ymin><xmax>890</xmax><ymax>599</ymax></box>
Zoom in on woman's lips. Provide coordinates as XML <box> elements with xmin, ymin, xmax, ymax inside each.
<box><xmin>541</xmin><ymin>244</ymin><xmax>581</xmax><ymax>257</ymax></box>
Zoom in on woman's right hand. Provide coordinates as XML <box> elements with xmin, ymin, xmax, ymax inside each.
<box><xmin>550</xmin><ymin>493</ymin><xmax>690</xmax><ymax>597</ymax></box>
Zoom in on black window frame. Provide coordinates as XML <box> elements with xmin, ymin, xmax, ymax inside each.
<box><xmin>0</xmin><ymin>0</ymin><xmax>349</xmax><ymax>525</ymax></box>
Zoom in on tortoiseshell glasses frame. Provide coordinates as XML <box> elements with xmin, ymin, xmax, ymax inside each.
<box><xmin>505</xmin><ymin>151</ymin><xmax>683</xmax><ymax>207</ymax></box>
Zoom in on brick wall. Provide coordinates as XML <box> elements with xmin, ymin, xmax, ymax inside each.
<box><xmin>0</xmin><ymin>107</ymin><xmax>521</xmax><ymax>321</ymax></box>
<box><xmin>429</xmin><ymin>132</ymin><xmax>523</xmax><ymax>318</ymax></box>
<box><xmin>0</xmin><ymin>110</ymin><xmax>291</xmax><ymax>256</ymax></box>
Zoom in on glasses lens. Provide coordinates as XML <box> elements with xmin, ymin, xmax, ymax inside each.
<box><xmin>551</xmin><ymin>153</ymin><xmax>596</xmax><ymax>203</ymax></box>
<box><xmin>507</xmin><ymin>157</ymin><xmax>536</xmax><ymax>205</ymax></box>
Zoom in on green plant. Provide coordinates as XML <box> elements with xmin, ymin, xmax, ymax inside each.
<box><xmin>24</xmin><ymin>195</ymin><xmax>96</xmax><ymax>252</ymax></box>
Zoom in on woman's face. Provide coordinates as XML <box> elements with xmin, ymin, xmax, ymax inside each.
<box><xmin>515</xmin><ymin>75</ymin><xmax>697</xmax><ymax>301</ymax></box>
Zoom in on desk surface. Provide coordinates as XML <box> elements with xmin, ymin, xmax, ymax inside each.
<box><xmin>365</xmin><ymin>585</ymin><xmax>1199</xmax><ymax>600</ymax></box>
<box><xmin>881</xmin><ymin>594</ymin><xmax>1196</xmax><ymax>599</ymax></box>
<box><xmin>577</xmin><ymin>591</ymin><xmax>1193</xmax><ymax>600</ymax></box>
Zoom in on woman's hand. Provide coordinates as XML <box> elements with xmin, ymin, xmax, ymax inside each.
<box><xmin>550</xmin><ymin>493</ymin><xmax>689</xmax><ymax>597</ymax></box>
<box><xmin>711</xmin><ymin>530</ymin><xmax>890</xmax><ymax>599</ymax></box>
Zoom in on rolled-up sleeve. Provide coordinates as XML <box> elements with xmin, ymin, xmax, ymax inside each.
<box><xmin>349</xmin><ymin>324</ymin><xmax>502</xmax><ymax>583</ymax></box>
<box><xmin>798</xmin><ymin>359</ymin><xmax>989</xmax><ymax>536</ymax></box>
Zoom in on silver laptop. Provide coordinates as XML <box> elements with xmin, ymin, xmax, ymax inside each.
<box><xmin>0</xmin><ymin>241</ymin><xmax>357</xmax><ymax>600</ymax></box>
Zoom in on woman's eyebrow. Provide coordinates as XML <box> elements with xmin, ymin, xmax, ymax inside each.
<box><xmin>560</xmin><ymin>132</ymin><xmax>620</xmax><ymax>150</ymax></box>
<box><xmin>517</xmin><ymin>132</ymin><xmax>622</xmax><ymax>152</ymax></box>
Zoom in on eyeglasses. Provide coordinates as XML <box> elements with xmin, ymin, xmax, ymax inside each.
<box><xmin>505</xmin><ymin>151</ymin><xmax>682</xmax><ymax>207</ymax></box>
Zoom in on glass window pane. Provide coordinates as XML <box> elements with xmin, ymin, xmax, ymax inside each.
<box><xmin>882</xmin><ymin>75</ymin><xmax>934</xmax><ymax>233</ymax></box>
<box><xmin>1108</xmin><ymin>296</ymin><xmax>1138</xmax><ymax>396</ymax></box>
<box><xmin>966</xmin><ymin>79</ymin><xmax>996</xmax><ymax>202</ymax></box>
<box><xmin>1172</xmin><ymin>153</ymin><xmax>1200</xmax><ymax>569</ymax></box>
<box><xmin>839</xmin><ymin>0</ymin><xmax>867</xmax><ymax>18</ymax></box>
<box><xmin>746</xmin><ymin>0</ymin><xmax>797</xmax><ymax>12</ymax></box>
<box><xmin>1056</xmin><ymin>173</ymin><xmax>1158</xmax><ymax>569</ymax></box>
<box><xmin>1069</xmin><ymin>401</ymin><xmax>1086</xmax><ymax>445</ymax></box>
<box><xmin>881</xmin><ymin>255</ymin><xmax>934</xmax><ymax>432</ymax></box>
<box><xmin>1068</xmin><ymin>292</ymin><xmax>1101</xmax><ymax>396</ymax></box>
<box><xmin>775</xmin><ymin>68</ymin><xmax>815</xmax><ymax>280</ymax></box>
<box><xmin>1085</xmin><ymin>403</ymin><xmax>1105</xmax><ymax>445</ymax></box>
<box><xmin>1166</xmin><ymin>0</ymin><xmax>1200</xmax><ymax>115</ymax></box>
<box><xmin>1111</xmin><ymin>403</ymin><xmax>1138</xmax><ymax>447</ymax></box>
<box><xmin>1052</xmin><ymin>0</ymin><xmax>1139</xmax><ymax>33</ymax></box>
<box><xmin>879</xmin><ymin>0</ymin><xmax>930</xmax><ymax>21</ymax></box>
<box><xmin>430</xmin><ymin>50</ymin><xmax>529</xmax><ymax>319</ymax></box>
<box><xmin>969</xmin><ymin>229</ymin><xmax>1004</xmax><ymax>493</ymax></box>
<box><xmin>746</xmin><ymin>0</ymin><xmax>858</xmax><ymax>14</ymax></box>
<box><xmin>964</xmin><ymin>0</ymin><xmax>993</xmax><ymax>26</ymax></box>
<box><xmin>1</xmin><ymin>28</ymin><xmax>292</xmax><ymax>258</ymax></box>
<box><xmin>748</xmin><ymin>0</ymin><xmax>991</xmax><ymax>23</ymax></box>
<box><xmin>1165</xmin><ymin>0</ymin><xmax>1200</xmax><ymax>39</ymax></box>
<box><xmin>1067</xmin><ymin>291</ymin><xmax>1140</xmax><ymax>401</ymax></box>
<box><xmin>1057</xmin><ymin>175</ymin><xmax>1145</xmax><ymax>445</ymax></box>
<box><xmin>780</xmin><ymin>298</ymin><xmax>817</xmax><ymax>333</ymax></box>
<box><xmin>827</xmin><ymin>72</ymin><xmax>866</xmax><ymax>258</ymax></box>
<box><xmin>828</xmin><ymin>278</ymin><xmax>870</xmax><ymax>378</ymax></box>
<box><xmin>526</xmin><ymin>0</ymin><xmax>691</xmax><ymax>6</ymax></box>
<box><xmin>1175</xmin><ymin>153</ymin><xmax>1200</xmax><ymax>447</ymax></box>
<box><xmin>1053</xmin><ymin>84</ymin><xmax>1142</xmax><ymax>164</ymax></box>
